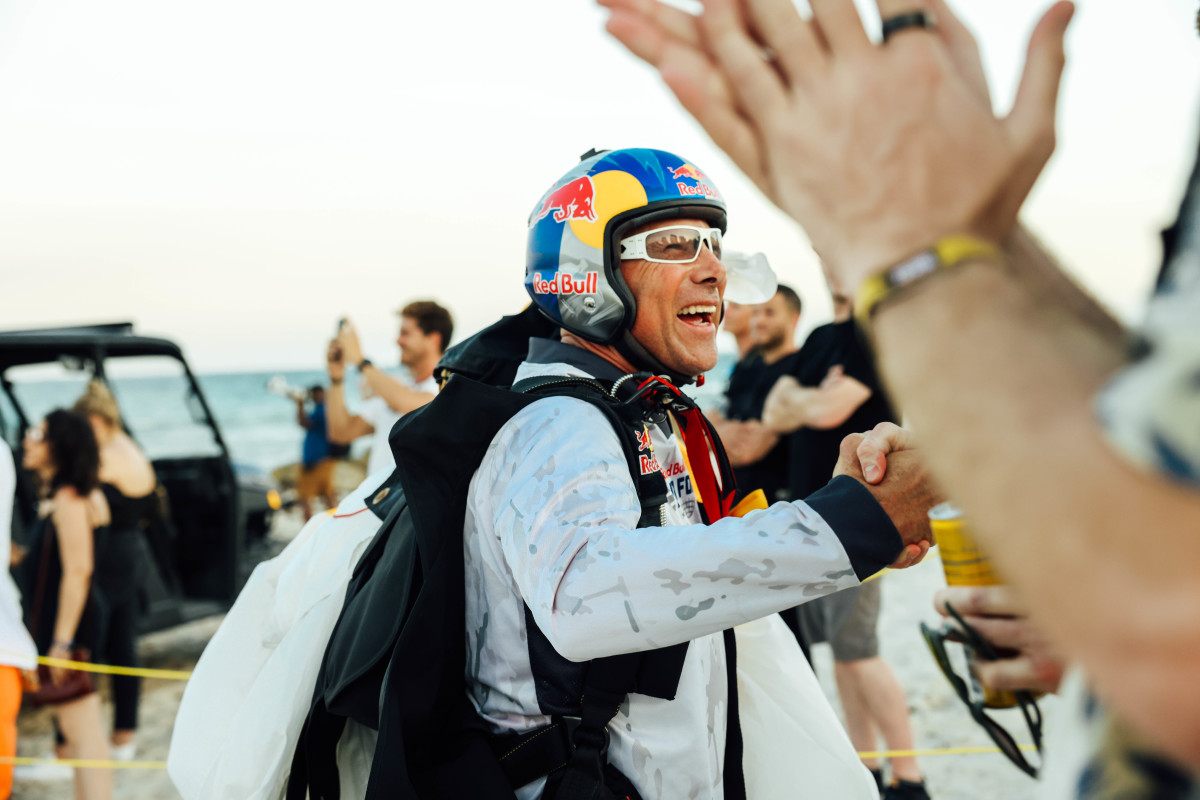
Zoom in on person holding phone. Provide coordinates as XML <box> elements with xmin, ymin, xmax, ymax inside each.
<box><xmin>324</xmin><ymin>301</ymin><xmax>452</xmax><ymax>476</ymax></box>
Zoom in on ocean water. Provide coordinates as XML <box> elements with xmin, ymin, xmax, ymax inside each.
<box><xmin>2</xmin><ymin>354</ymin><xmax>735</xmax><ymax>475</ymax></box>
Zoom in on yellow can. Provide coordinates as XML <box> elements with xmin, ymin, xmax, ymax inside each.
<box><xmin>928</xmin><ymin>502</ymin><xmax>1018</xmax><ymax>709</ymax></box>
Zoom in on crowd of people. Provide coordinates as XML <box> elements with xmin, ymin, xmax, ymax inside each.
<box><xmin>6</xmin><ymin>1</ymin><xmax>1200</xmax><ymax>799</ymax></box>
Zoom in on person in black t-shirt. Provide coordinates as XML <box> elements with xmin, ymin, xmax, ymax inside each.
<box><xmin>710</xmin><ymin>285</ymin><xmax>802</xmax><ymax>504</ymax></box>
<box><xmin>762</xmin><ymin>269</ymin><xmax>928</xmax><ymax>800</ymax></box>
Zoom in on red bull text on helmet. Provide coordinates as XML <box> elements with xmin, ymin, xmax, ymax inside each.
<box><xmin>530</xmin><ymin>271</ymin><xmax>600</xmax><ymax>295</ymax></box>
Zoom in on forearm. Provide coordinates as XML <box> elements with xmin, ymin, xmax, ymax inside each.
<box><xmin>53</xmin><ymin>568</ymin><xmax>90</xmax><ymax>645</ymax></box>
<box><xmin>764</xmin><ymin>384</ymin><xmax>866</xmax><ymax>432</ymax></box>
<box><xmin>873</xmin><ymin>260</ymin><xmax>1200</xmax><ymax>763</ymax></box>
<box><xmin>363</xmin><ymin>367</ymin><xmax>434</xmax><ymax>415</ymax></box>
<box><xmin>324</xmin><ymin>384</ymin><xmax>353</xmax><ymax>443</ymax></box>
<box><xmin>709</xmin><ymin>417</ymin><xmax>778</xmax><ymax>466</ymax></box>
<box><xmin>1003</xmin><ymin>225</ymin><xmax>1126</xmax><ymax>351</ymax></box>
<box><xmin>295</xmin><ymin>402</ymin><xmax>309</xmax><ymax>429</ymax></box>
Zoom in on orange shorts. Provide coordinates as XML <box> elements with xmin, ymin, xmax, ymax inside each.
<box><xmin>0</xmin><ymin>665</ymin><xmax>19</xmax><ymax>798</ymax></box>
<box><xmin>296</xmin><ymin>458</ymin><xmax>337</xmax><ymax>501</ymax></box>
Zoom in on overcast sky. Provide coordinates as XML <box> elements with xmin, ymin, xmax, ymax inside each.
<box><xmin>0</xmin><ymin>0</ymin><xmax>1198</xmax><ymax>373</ymax></box>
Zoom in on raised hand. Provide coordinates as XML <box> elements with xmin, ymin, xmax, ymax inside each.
<box><xmin>599</xmin><ymin>0</ymin><xmax>1074</xmax><ymax>290</ymax></box>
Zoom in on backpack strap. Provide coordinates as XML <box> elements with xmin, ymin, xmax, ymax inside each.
<box><xmin>511</xmin><ymin>375</ymin><xmax>669</xmax><ymax>528</ymax></box>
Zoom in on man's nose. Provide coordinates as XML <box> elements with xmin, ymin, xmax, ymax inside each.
<box><xmin>692</xmin><ymin>245</ymin><xmax>726</xmax><ymax>286</ymax></box>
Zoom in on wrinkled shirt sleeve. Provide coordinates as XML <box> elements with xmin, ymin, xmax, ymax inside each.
<box><xmin>474</xmin><ymin>396</ymin><xmax>889</xmax><ymax>662</ymax></box>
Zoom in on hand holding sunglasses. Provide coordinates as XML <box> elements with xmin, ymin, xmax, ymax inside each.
<box><xmin>921</xmin><ymin>597</ymin><xmax>1048</xmax><ymax>778</ymax></box>
<box><xmin>933</xmin><ymin>585</ymin><xmax>1066</xmax><ymax>697</ymax></box>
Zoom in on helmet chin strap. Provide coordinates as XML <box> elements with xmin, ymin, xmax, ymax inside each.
<box><xmin>615</xmin><ymin>330</ymin><xmax>697</xmax><ymax>387</ymax></box>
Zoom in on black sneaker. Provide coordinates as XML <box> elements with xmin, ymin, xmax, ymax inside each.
<box><xmin>869</xmin><ymin>767</ymin><xmax>884</xmax><ymax>795</ymax></box>
<box><xmin>883</xmin><ymin>779</ymin><xmax>931</xmax><ymax>800</ymax></box>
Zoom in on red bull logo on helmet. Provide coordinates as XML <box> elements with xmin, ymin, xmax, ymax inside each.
<box><xmin>531</xmin><ymin>271</ymin><xmax>600</xmax><ymax>295</ymax></box>
<box><xmin>533</xmin><ymin>176</ymin><xmax>598</xmax><ymax>224</ymax></box>
<box><xmin>671</xmin><ymin>163</ymin><xmax>706</xmax><ymax>181</ymax></box>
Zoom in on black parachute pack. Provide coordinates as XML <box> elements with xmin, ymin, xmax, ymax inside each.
<box><xmin>286</xmin><ymin>306</ymin><xmax>746</xmax><ymax>800</ymax></box>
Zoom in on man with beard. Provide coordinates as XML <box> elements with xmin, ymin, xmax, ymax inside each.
<box><xmin>710</xmin><ymin>285</ymin><xmax>803</xmax><ymax>504</ymax></box>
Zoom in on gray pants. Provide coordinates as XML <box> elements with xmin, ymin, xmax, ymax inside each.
<box><xmin>797</xmin><ymin>579</ymin><xmax>881</xmax><ymax>662</ymax></box>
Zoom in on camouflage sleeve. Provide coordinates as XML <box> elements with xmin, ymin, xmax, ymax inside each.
<box><xmin>477</xmin><ymin>397</ymin><xmax>865</xmax><ymax>662</ymax></box>
<box><xmin>1095</xmin><ymin>324</ymin><xmax>1200</xmax><ymax>487</ymax></box>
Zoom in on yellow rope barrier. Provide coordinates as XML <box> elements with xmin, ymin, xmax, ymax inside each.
<box><xmin>858</xmin><ymin>745</ymin><xmax>1037</xmax><ymax>759</ymax></box>
<box><xmin>35</xmin><ymin>655</ymin><xmax>192</xmax><ymax>681</ymax></box>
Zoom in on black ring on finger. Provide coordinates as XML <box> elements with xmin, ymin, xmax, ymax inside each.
<box><xmin>881</xmin><ymin>11</ymin><xmax>936</xmax><ymax>43</ymax></box>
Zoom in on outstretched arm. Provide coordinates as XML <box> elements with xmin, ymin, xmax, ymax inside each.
<box><xmin>294</xmin><ymin>397</ymin><xmax>311</xmax><ymax>430</ymax></box>
<box><xmin>336</xmin><ymin>321</ymin><xmax>436</xmax><ymax>416</ymax></box>
<box><xmin>475</xmin><ymin>398</ymin><xmax>935</xmax><ymax>662</ymax></box>
<box><xmin>324</xmin><ymin>342</ymin><xmax>373</xmax><ymax>444</ymax></box>
<box><xmin>599</xmin><ymin>0</ymin><xmax>1200</xmax><ymax>765</ymax></box>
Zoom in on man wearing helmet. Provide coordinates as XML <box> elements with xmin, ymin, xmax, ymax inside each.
<box><xmin>464</xmin><ymin>148</ymin><xmax>939</xmax><ymax>799</ymax></box>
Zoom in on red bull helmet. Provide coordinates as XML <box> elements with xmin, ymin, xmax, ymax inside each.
<box><xmin>526</xmin><ymin>148</ymin><xmax>727</xmax><ymax>352</ymax></box>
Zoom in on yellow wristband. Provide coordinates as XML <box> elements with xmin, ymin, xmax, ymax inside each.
<box><xmin>854</xmin><ymin>235</ymin><xmax>1002</xmax><ymax>333</ymax></box>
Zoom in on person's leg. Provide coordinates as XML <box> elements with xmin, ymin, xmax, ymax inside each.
<box><xmin>0</xmin><ymin>666</ymin><xmax>20</xmax><ymax>799</ymax></box>
<box><xmin>835</xmin><ymin>656</ymin><xmax>922</xmax><ymax>782</ymax></box>
<box><xmin>105</xmin><ymin>595</ymin><xmax>141</xmax><ymax>748</ymax></box>
<box><xmin>297</xmin><ymin>466</ymin><xmax>316</xmax><ymax>521</ymax></box>
<box><xmin>829</xmin><ymin>581</ymin><xmax>925</xmax><ymax>787</ymax></box>
<box><xmin>318</xmin><ymin>458</ymin><xmax>338</xmax><ymax>512</ymax></box>
<box><xmin>833</xmin><ymin>659</ymin><xmax>881</xmax><ymax>771</ymax></box>
<box><xmin>54</xmin><ymin>693</ymin><xmax>112</xmax><ymax>800</ymax></box>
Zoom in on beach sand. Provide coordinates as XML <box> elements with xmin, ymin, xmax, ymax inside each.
<box><xmin>13</xmin><ymin>508</ymin><xmax>1052</xmax><ymax>799</ymax></box>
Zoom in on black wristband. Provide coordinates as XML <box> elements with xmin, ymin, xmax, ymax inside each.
<box><xmin>357</xmin><ymin>358</ymin><xmax>373</xmax><ymax>371</ymax></box>
<box><xmin>330</xmin><ymin>377</ymin><xmax>343</xmax><ymax>386</ymax></box>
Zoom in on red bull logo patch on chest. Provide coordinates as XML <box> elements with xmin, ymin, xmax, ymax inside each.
<box><xmin>639</xmin><ymin>454</ymin><xmax>663</xmax><ymax>476</ymax></box>
<box><xmin>531</xmin><ymin>271</ymin><xmax>599</xmax><ymax>295</ymax></box>
<box><xmin>534</xmin><ymin>176</ymin><xmax>598</xmax><ymax>224</ymax></box>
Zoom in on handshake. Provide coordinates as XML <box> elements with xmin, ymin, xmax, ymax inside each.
<box><xmin>832</xmin><ymin>422</ymin><xmax>942</xmax><ymax>570</ymax></box>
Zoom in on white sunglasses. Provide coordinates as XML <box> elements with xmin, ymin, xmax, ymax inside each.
<box><xmin>619</xmin><ymin>225</ymin><xmax>723</xmax><ymax>264</ymax></box>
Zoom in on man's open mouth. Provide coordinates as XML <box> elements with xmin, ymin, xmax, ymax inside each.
<box><xmin>677</xmin><ymin>304</ymin><xmax>717</xmax><ymax>327</ymax></box>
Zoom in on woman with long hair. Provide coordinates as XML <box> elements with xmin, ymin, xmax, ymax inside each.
<box><xmin>73</xmin><ymin>380</ymin><xmax>156</xmax><ymax>759</ymax></box>
<box><xmin>20</xmin><ymin>410</ymin><xmax>112</xmax><ymax>800</ymax></box>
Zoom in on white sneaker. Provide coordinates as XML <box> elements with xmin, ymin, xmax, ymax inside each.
<box><xmin>110</xmin><ymin>741</ymin><xmax>136</xmax><ymax>762</ymax></box>
<box><xmin>13</xmin><ymin>753</ymin><xmax>73</xmax><ymax>781</ymax></box>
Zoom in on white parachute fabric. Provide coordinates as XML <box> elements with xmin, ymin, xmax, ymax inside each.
<box><xmin>722</xmin><ymin>251</ymin><xmax>779</xmax><ymax>305</ymax></box>
<box><xmin>167</xmin><ymin>473</ymin><xmax>387</xmax><ymax>800</ymax></box>
<box><xmin>736</xmin><ymin>614</ymin><xmax>878</xmax><ymax>800</ymax></box>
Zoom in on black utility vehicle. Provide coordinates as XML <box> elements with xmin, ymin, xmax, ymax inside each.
<box><xmin>0</xmin><ymin>322</ymin><xmax>281</xmax><ymax>632</ymax></box>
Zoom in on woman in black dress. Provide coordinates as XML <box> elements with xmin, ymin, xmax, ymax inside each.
<box><xmin>73</xmin><ymin>380</ymin><xmax>156</xmax><ymax>760</ymax></box>
<box><xmin>20</xmin><ymin>410</ymin><xmax>112</xmax><ymax>800</ymax></box>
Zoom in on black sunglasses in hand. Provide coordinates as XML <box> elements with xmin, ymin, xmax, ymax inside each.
<box><xmin>920</xmin><ymin>602</ymin><xmax>1044</xmax><ymax>778</ymax></box>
